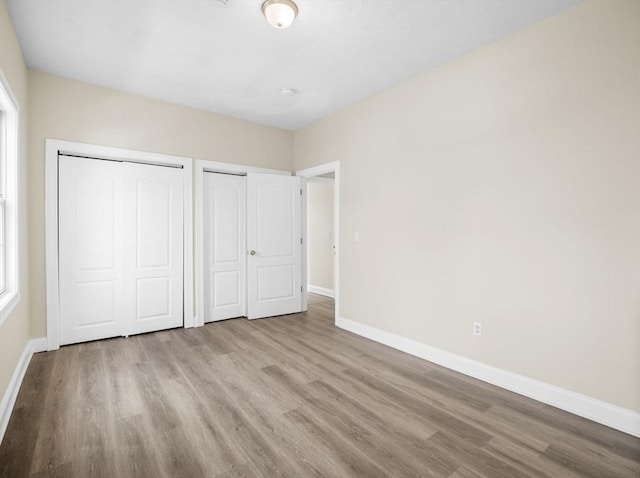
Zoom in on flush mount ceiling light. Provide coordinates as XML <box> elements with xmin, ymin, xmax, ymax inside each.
<box><xmin>262</xmin><ymin>0</ymin><xmax>298</xmax><ymax>29</ymax></box>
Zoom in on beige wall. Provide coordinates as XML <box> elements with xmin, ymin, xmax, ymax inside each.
<box><xmin>0</xmin><ymin>0</ymin><xmax>31</xmax><ymax>404</ymax></box>
<box><xmin>28</xmin><ymin>71</ymin><xmax>294</xmax><ymax>337</ymax></box>
<box><xmin>294</xmin><ymin>0</ymin><xmax>640</xmax><ymax>412</ymax></box>
<box><xmin>307</xmin><ymin>181</ymin><xmax>334</xmax><ymax>291</ymax></box>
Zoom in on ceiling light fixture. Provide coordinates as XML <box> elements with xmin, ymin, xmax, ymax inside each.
<box><xmin>262</xmin><ymin>0</ymin><xmax>298</xmax><ymax>29</ymax></box>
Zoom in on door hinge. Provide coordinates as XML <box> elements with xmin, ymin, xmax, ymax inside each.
<box><xmin>300</xmin><ymin>189</ymin><xmax>302</xmax><ymax>195</ymax></box>
<box><xmin>301</xmin><ymin>285</ymin><xmax>303</xmax><ymax>292</ymax></box>
<box><xmin>300</xmin><ymin>237</ymin><xmax>303</xmax><ymax>244</ymax></box>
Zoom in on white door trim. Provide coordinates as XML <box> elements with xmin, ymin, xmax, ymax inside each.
<box><xmin>295</xmin><ymin>161</ymin><xmax>340</xmax><ymax>323</ymax></box>
<box><xmin>45</xmin><ymin>139</ymin><xmax>194</xmax><ymax>351</ymax></box>
<box><xmin>194</xmin><ymin>159</ymin><xmax>291</xmax><ymax>327</ymax></box>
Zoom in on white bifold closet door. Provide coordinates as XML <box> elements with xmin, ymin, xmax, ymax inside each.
<box><xmin>58</xmin><ymin>155</ymin><xmax>183</xmax><ymax>346</ymax></box>
<box><xmin>203</xmin><ymin>172</ymin><xmax>246</xmax><ymax>322</ymax></box>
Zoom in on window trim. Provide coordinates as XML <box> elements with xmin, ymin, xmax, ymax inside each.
<box><xmin>0</xmin><ymin>69</ymin><xmax>21</xmax><ymax>326</ymax></box>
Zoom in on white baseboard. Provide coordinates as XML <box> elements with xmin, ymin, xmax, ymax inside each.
<box><xmin>336</xmin><ymin>316</ymin><xmax>640</xmax><ymax>438</ymax></box>
<box><xmin>0</xmin><ymin>337</ymin><xmax>47</xmax><ymax>445</ymax></box>
<box><xmin>307</xmin><ymin>285</ymin><xmax>335</xmax><ymax>298</ymax></box>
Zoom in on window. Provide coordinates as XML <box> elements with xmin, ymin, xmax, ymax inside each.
<box><xmin>0</xmin><ymin>70</ymin><xmax>20</xmax><ymax>325</ymax></box>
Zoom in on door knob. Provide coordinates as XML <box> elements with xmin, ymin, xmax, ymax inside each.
<box><xmin>249</xmin><ymin>250</ymin><xmax>256</xmax><ymax>255</ymax></box>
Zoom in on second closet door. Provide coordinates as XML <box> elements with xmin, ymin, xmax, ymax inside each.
<box><xmin>203</xmin><ymin>172</ymin><xmax>246</xmax><ymax>322</ymax></box>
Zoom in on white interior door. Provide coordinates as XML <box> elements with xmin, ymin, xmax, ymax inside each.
<box><xmin>203</xmin><ymin>172</ymin><xmax>246</xmax><ymax>322</ymax></box>
<box><xmin>59</xmin><ymin>156</ymin><xmax>123</xmax><ymax>345</ymax></box>
<box><xmin>247</xmin><ymin>173</ymin><xmax>302</xmax><ymax>319</ymax></box>
<box><xmin>122</xmin><ymin>162</ymin><xmax>184</xmax><ymax>336</ymax></box>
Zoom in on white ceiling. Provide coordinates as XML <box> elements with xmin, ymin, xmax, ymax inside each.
<box><xmin>8</xmin><ymin>0</ymin><xmax>579</xmax><ymax>131</ymax></box>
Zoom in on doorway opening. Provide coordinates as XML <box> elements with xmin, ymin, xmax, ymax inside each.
<box><xmin>296</xmin><ymin>161</ymin><xmax>340</xmax><ymax>324</ymax></box>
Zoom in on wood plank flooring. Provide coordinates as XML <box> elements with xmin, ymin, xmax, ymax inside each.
<box><xmin>1</xmin><ymin>293</ymin><xmax>638</xmax><ymax>477</ymax></box>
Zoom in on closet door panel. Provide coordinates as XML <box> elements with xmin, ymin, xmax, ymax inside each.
<box><xmin>58</xmin><ymin>156</ymin><xmax>123</xmax><ymax>345</ymax></box>
<box><xmin>203</xmin><ymin>173</ymin><xmax>246</xmax><ymax>322</ymax></box>
<box><xmin>122</xmin><ymin>162</ymin><xmax>184</xmax><ymax>336</ymax></box>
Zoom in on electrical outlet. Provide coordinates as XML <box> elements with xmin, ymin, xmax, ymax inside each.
<box><xmin>473</xmin><ymin>322</ymin><xmax>482</xmax><ymax>336</ymax></box>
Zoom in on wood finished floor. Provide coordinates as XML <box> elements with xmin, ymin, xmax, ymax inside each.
<box><xmin>1</xmin><ymin>294</ymin><xmax>638</xmax><ymax>478</ymax></box>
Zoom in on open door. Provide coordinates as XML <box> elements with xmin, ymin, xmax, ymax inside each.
<box><xmin>246</xmin><ymin>173</ymin><xmax>302</xmax><ymax>319</ymax></box>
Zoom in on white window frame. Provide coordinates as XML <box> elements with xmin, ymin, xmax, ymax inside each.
<box><xmin>0</xmin><ymin>69</ymin><xmax>21</xmax><ymax>326</ymax></box>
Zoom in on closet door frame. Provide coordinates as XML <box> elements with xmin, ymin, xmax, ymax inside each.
<box><xmin>45</xmin><ymin>139</ymin><xmax>194</xmax><ymax>351</ymax></box>
<box><xmin>194</xmin><ymin>159</ymin><xmax>290</xmax><ymax>328</ymax></box>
